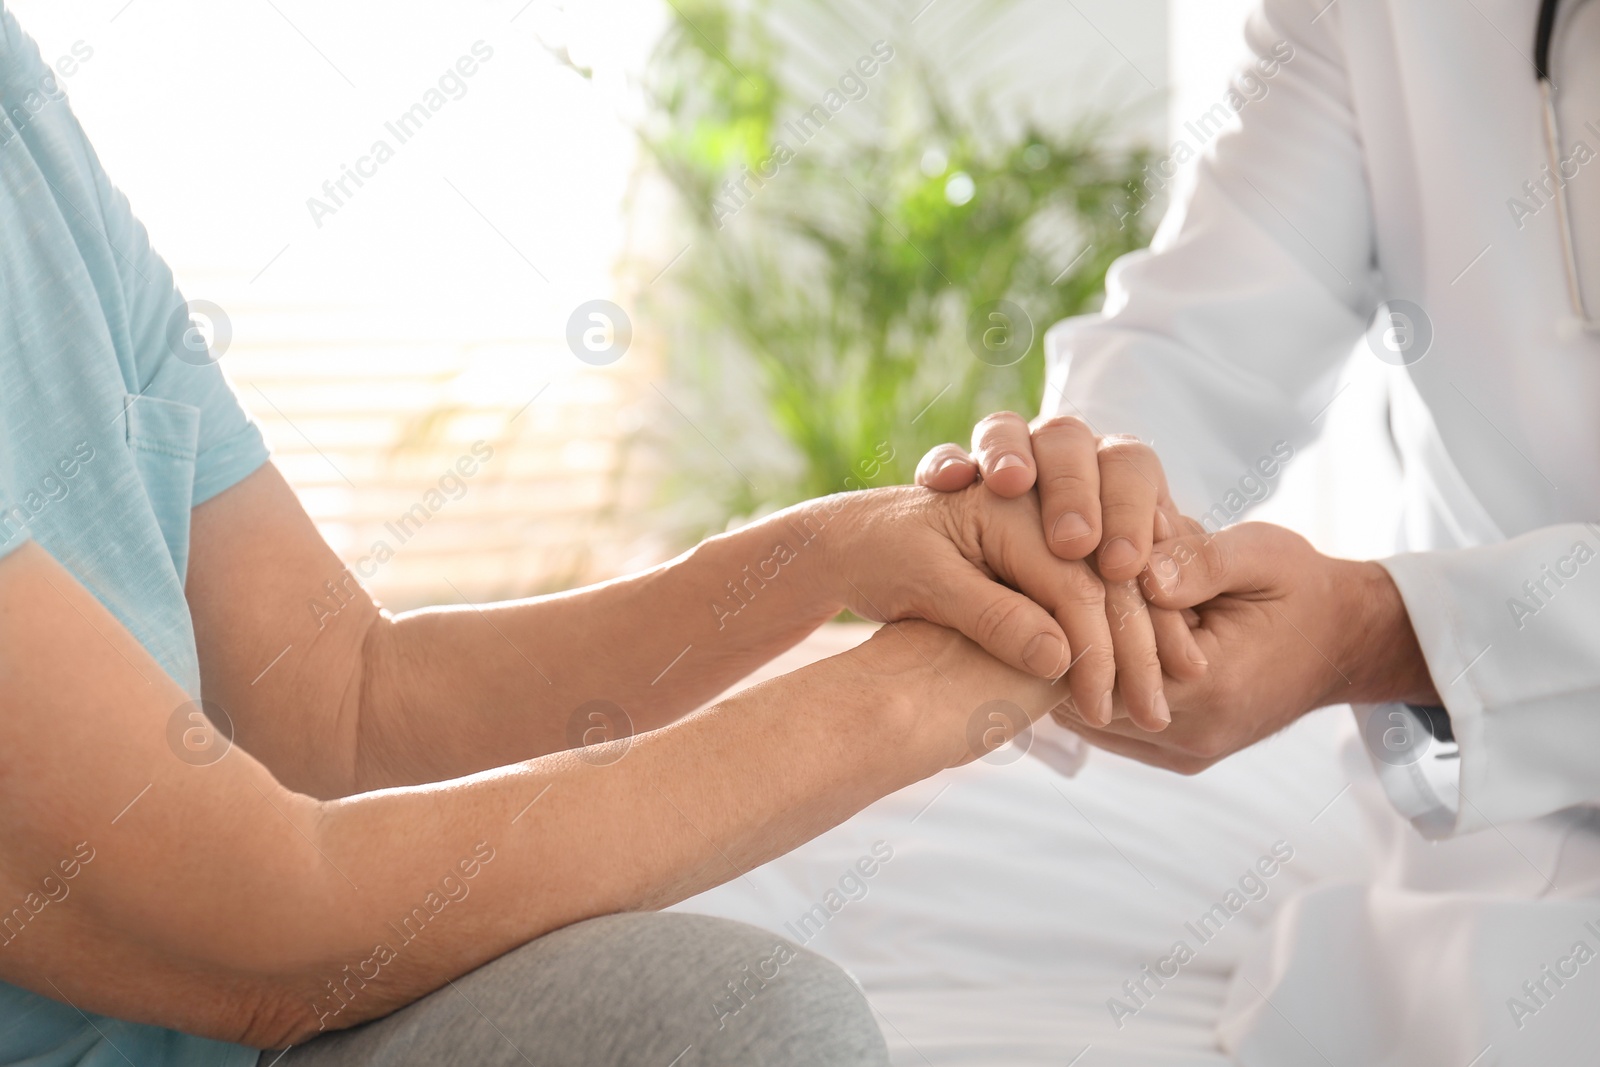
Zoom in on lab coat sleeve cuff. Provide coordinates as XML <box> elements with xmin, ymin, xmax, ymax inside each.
<box><xmin>1378</xmin><ymin>527</ymin><xmax>1600</xmax><ymax>836</ymax></box>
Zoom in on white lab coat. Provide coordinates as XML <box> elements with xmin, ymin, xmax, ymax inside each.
<box><xmin>1041</xmin><ymin>0</ymin><xmax>1600</xmax><ymax>1059</ymax></box>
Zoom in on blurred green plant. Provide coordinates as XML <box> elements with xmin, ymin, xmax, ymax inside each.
<box><xmin>636</xmin><ymin>0</ymin><xmax>1156</xmax><ymax>538</ymax></box>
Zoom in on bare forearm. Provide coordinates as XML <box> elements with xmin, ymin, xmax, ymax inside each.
<box><xmin>90</xmin><ymin>642</ymin><xmax>937</xmax><ymax>1047</ymax></box>
<box><xmin>354</xmin><ymin>497</ymin><xmax>851</xmax><ymax>790</ymax></box>
<box><xmin>16</xmin><ymin>531</ymin><xmax>1060</xmax><ymax>1049</ymax></box>
<box><xmin>282</xmin><ymin>622</ymin><xmax>1049</xmax><ymax>1044</ymax></box>
<box><xmin>192</xmin><ymin>469</ymin><xmax>1083</xmax><ymax>800</ymax></box>
<box><xmin>189</xmin><ymin>466</ymin><xmax>852</xmax><ymax>797</ymax></box>
<box><xmin>299</xmin><ymin>652</ymin><xmax>917</xmax><ymax>1035</ymax></box>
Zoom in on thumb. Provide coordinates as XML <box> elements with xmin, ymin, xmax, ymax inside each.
<box><xmin>923</xmin><ymin>566</ymin><xmax>1072</xmax><ymax>680</ymax></box>
<box><xmin>1139</xmin><ymin>521</ymin><xmax>1292</xmax><ymax>610</ymax></box>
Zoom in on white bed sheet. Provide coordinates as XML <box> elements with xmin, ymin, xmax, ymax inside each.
<box><xmin>673</xmin><ymin>624</ymin><xmax>1382</xmax><ymax>1066</ymax></box>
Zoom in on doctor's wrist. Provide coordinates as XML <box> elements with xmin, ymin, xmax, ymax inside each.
<box><xmin>1338</xmin><ymin>560</ymin><xmax>1440</xmax><ymax>707</ymax></box>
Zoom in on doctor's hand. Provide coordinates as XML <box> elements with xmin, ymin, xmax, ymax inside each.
<box><xmin>1052</xmin><ymin>520</ymin><xmax>1440</xmax><ymax>774</ymax></box>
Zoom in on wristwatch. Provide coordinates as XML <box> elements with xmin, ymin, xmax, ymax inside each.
<box><xmin>1356</xmin><ymin>702</ymin><xmax>1460</xmax><ymax>839</ymax></box>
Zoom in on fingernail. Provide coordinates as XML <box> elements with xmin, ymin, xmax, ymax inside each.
<box><xmin>1152</xmin><ymin>692</ymin><xmax>1171</xmax><ymax>725</ymax></box>
<box><xmin>1100</xmin><ymin>536</ymin><xmax>1138</xmax><ymax>572</ymax></box>
<box><xmin>934</xmin><ymin>457</ymin><xmax>965</xmax><ymax>478</ymax></box>
<box><xmin>1052</xmin><ymin>511</ymin><xmax>1092</xmax><ymax>543</ymax></box>
<box><xmin>1096</xmin><ymin>691</ymin><xmax>1114</xmax><ymax>725</ymax></box>
<box><xmin>1148</xmin><ymin>551</ymin><xmax>1179</xmax><ymax>595</ymax></box>
<box><xmin>1186</xmin><ymin>643</ymin><xmax>1209</xmax><ymax>668</ymax></box>
<box><xmin>992</xmin><ymin>453</ymin><xmax>1028</xmax><ymax>472</ymax></box>
<box><xmin>1154</xmin><ymin>510</ymin><xmax>1174</xmax><ymax>541</ymax></box>
<box><xmin>1023</xmin><ymin>632</ymin><xmax>1066</xmax><ymax>678</ymax></box>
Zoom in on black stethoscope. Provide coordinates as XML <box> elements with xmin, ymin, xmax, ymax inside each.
<box><xmin>1535</xmin><ymin>0</ymin><xmax>1599</xmax><ymax>330</ymax></box>
<box><xmin>1536</xmin><ymin>0</ymin><xmax>1564</xmax><ymax>82</ymax></box>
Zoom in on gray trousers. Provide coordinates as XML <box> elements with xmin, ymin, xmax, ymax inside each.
<box><xmin>264</xmin><ymin>912</ymin><xmax>889</xmax><ymax>1067</ymax></box>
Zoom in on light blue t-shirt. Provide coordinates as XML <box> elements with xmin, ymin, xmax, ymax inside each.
<box><xmin>1</xmin><ymin>5</ymin><xmax>268</xmax><ymax>1065</ymax></box>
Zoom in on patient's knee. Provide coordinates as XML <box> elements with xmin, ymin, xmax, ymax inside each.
<box><xmin>701</xmin><ymin>919</ymin><xmax>885</xmax><ymax>1065</ymax></box>
<box><xmin>565</xmin><ymin>911</ymin><xmax>888</xmax><ymax>1067</ymax></box>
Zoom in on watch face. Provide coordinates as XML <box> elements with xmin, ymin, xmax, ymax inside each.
<box><xmin>1363</xmin><ymin>705</ymin><xmax>1434</xmax><ymax>768</ymax></box>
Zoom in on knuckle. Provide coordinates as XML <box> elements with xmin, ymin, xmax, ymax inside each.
<box><xmin>1112</xmin><ymin>626</ymin><xmax>1159</xmax><ymax>673</ymax></box>
<box><xmin>1107</xmin><ymin>604</ymin><xmax>1145</xmax><ymax>639</ymax></box>
<box><xmin>1104</xmin><ymin>582</ymin><xmax>1148</xmax><ymax>632</ymax></box>
<box><xmin>975</xmin><ymin>411</ymin><xmax>1029</xmax><ymax>441</ymax></box>
<box><xmin>1072</xmin><ymin>662</ymin><xmax>1113</xmax><ymax>696</ymax></box>
<box><xmin>1097</xmin><ymin>434</ymin><xmax>1150</xmax><ymax>460</ymax></box>
<box><xmin>1100</xmin><ymin>501</ymin><xmax>1153</xmax><ymax>532</ymax></box>
<box><xmin>1242</xmin><ymin>520</ymin><xmax>1309</xmax><ymax>554</ymax></box>
<box><xmin>1039</xmin><ymin>467</ymin><xmax>1094</xmax><ymax>498</ymax></box>
<box><xmin>1107</xmin><ymin>602</ymin><xmax>1147</xmax><ymax>636</ymax></box>
<box><xmin>972</xmin><ymin>593</ymin><xmax>1030</xmax><ymax>645</ymax></box>
<box><xmin>1032</xmin><ymin>414</ymin><xmax>1094</xmax><ymax>442</ymax></box>
<box><xmin>1198</xmin><ymin>535</ymin><xmax>1230</xmax><ymax>583</ymax></box>
<box><xmin>1063</xmin><ymin>565</ymin><xmax>1108</xmax><ymax>609</ymax></box>
<box><xmin>1075</xmin><ymin>641</ymin><xmax>1115</xmax><ymax>682</ymax></box>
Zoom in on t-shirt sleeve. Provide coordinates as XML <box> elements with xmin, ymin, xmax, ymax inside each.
<box><xmin>29</xmin><ymin>46</ymin><xmax>271</xmax><ymax>507</ymax></box>
<box><xmin>102</xmin><ymin>184</ymin><xmax>271</xmax><ymax>506</ymax></box>
<box><xmin>0</xmin><ymin>476</ymin><xmax>31</xmax><ymax>562</ymax></box>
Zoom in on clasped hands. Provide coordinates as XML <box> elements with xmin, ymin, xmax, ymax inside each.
<box><xmin>822</xmin><ymin>411</ymin><xmax>1437</xmax><ymax>775</ymax></box>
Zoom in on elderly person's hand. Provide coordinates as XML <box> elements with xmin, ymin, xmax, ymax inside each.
<box><xmin>809</xmin><ymin>482</ymin><xmax>1206</xmax><ymax>732</ymax></box>
<box><xmin>911</xmin><ymin>411</ymin><xmax>1207</xmax><ymax>727</ymax></box>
